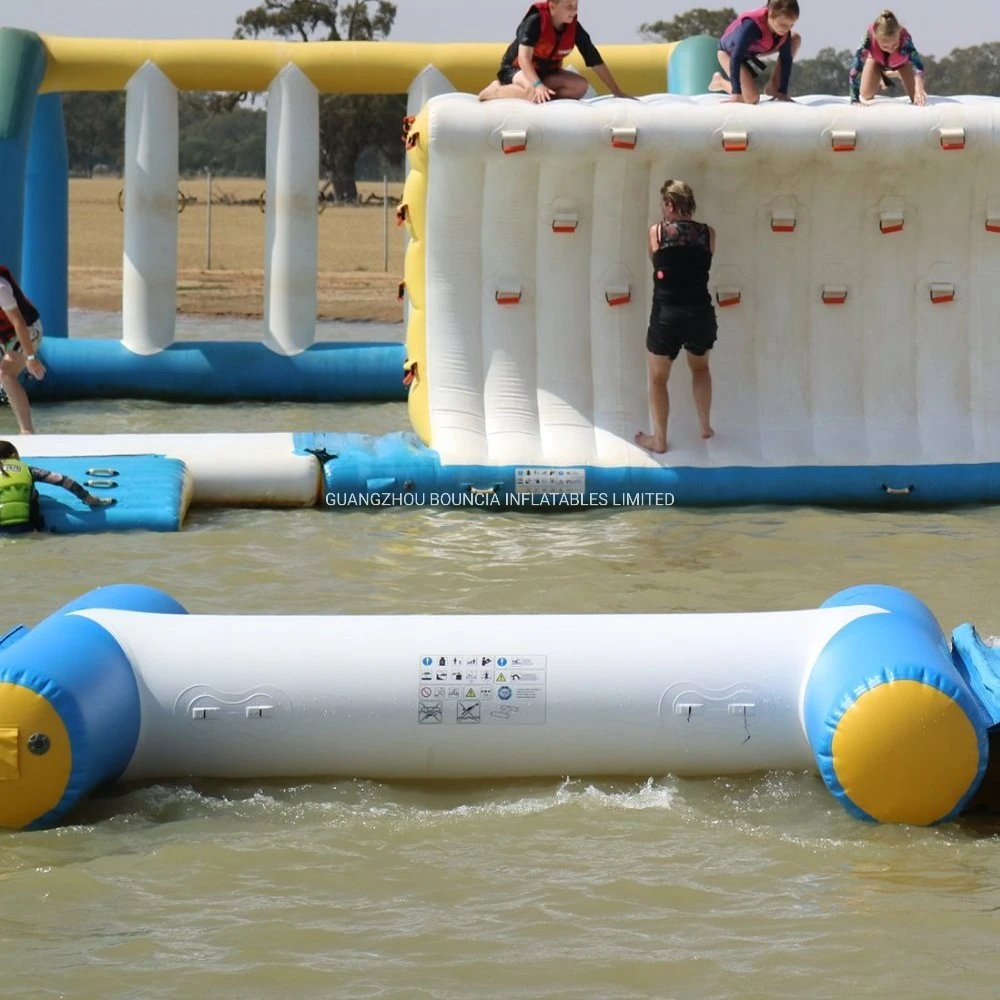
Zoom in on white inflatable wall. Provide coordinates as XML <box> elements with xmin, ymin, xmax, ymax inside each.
<box><xmin>421</xmin><ymin>95</ymin><xmax>1000</xmax><ymax>469</ymax></box>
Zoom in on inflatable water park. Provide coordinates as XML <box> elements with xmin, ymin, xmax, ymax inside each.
<box><xmin>1</xmin><ymin>582</ymin><xmax>999</xmax><ymax>830</ymax></box>
<box><xmin>4</xmin><ymin>29</ymin><xmax>1000</xmax><ymax>532</ymax></box>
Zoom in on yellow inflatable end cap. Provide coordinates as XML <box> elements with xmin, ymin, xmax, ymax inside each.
<box><xmin>832</xmin><ymin>680</ymin><xmax>980</xmax><ymax>825</ymax></box>
<box><xmin>0</xmin><ymin>683</ymin><xmax>72</xmax><ymax>830</ymax></box>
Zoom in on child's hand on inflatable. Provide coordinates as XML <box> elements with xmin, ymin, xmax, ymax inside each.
<box><xmin>531</xmin><ymin>85</ymin><xmax>555</xmax><ymax>104</ymax></box>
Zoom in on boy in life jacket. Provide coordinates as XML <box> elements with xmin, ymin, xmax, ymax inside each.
<box><xmin>0</xmin><ymin>441</ymin><xmax>115</xmax><ymax>535</ymax></box>
<box><xmin>0</xmin><ymin>265</ymin><xmax>47</xmax><ymax>434</ymax></box>
<box><xmin>478</xmin><ymin>0</ymin><xmax>630</xmax><ymax>103</ymax></box>
<box><xmin>710</xmin><ymin>1</ymin><xmax>802</xmax><ymax>105</ymax></box>
<box><xmin>850</xmin><ymin>10</ymin><xmax>927</xmax><ymax>105</ymax></box>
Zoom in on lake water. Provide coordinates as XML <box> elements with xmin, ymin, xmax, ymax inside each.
<box><xmin>2</xmin><ymin>315</ymin><xmax>1000</xmax><ymax>998</ymax></box>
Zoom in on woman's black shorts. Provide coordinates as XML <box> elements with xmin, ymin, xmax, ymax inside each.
<box><xmin>646</xmin><ymin>303</ymin><xmax>718</xmax><ymax>360</ymax></box>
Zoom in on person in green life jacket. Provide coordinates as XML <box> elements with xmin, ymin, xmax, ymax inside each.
<box><xmin>0</xmin><ymin>441</ymin><xmax>115</xmax><ymax>534</ymax></box>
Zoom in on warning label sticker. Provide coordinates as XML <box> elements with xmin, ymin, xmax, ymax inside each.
<box><xmin>418</xmin><ymin>654</ymin><xmax>546</xmax><ymax>724</ymax></box>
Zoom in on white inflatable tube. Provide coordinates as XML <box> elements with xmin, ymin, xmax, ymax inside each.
<box><xmin>9</xmin><ymin>433</ymin><xmax>320</xmax><ymax>506</ymax></box>
<box><xmin>82</xmin><ymin>605</ymin><xmax>880</xmax><ymax>781</ymax></box>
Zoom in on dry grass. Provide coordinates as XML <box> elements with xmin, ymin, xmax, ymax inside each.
<box><xmin>69</xmin><ymin>177</ymin><xmax>406</xmax><ymax>321</ymax></box>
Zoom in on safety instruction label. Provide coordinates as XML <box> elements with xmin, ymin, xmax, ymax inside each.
<box><xmin>515</xmin><ymin>468</ymin><xmax>586</xmax><ymax>496</ymax></box>
<box><xmin>417</xmin><ymin>654</ymin><xmax>546</xmax><ymax>725</ymax></box>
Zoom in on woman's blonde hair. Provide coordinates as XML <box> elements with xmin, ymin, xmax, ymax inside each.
<box><xmin>873</xmin><ymin>10</ymin><xmax>902</xmax><ymax>38</ymax></box>
<box><xmin>660</xmin><ymin>180</ymin><xmax>696</xmax><ymax>217</ymax></box>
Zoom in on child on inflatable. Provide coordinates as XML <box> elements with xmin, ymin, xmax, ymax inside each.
<box><xmin>478</xmin><ymin>0</ymin><xmax>630</xmax><ymax>103</ymax></box>
<box><xmin>0</xmin><ymin>440</ymin><xmax>115</xmax><ymax>534</ymax></box>
<box><xmin>710</xmin><ymin>1</ymin><xmax>802</xmax><ymax>104</ymax></box>
<box><xmin>849</xmin><ymin>10</ymin><xmax>927</xmax><ymax>105</ymax></box>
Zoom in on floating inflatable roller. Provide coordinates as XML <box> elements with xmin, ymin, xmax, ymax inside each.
<box><xmin>0</xmin><ymin>584</ymin><xmax>993</xmax><ymax>830</ymax></box>
<box><xmin>0</xmin><ymin>585</ymin><xmax>186</xmax><ymax>829</ymax></box>
<box><xmin>805</xmin><ymin>585</ymin><xmax>989</xmax><ymax>825</ymax></box>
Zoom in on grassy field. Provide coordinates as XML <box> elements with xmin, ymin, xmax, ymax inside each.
<box><xmin>69</xmin><ymin>177</ymin><xmax>406</xmax><ymax>321</ymax></box>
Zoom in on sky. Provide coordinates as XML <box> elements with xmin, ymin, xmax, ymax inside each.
<box><xmin>4</xmin><ymin>1</ymin><xmax>982</xmax><ymax>60</ymax></box>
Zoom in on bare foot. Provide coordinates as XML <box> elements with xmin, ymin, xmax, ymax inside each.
<box><xmin>701</xmin><ymin>427</ymin><xmax>715</xmax><ymax>440</ymax></box>
<box><xmin>708</xmin><ymin>72</ymin><xmax>728</xmax><ymax>94</ymax></box>
<box><xmin>478</xmin><ymin>80</ymin><xmax>501</xmax><ymax>102</ymax></box>
<box><xmin>635</xmin><ymin>431</ymin><xmax>667</xmax><ymax>454</ymax></box>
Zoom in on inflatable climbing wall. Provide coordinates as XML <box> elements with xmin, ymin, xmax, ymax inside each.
<box><xmin>402</xmin><ymin>94</ymin><xmax>1000</xmax><ymax>504</ymax></box>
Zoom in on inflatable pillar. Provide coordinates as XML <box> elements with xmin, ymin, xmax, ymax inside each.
<box><xmin>264</xmin><ymin>64</ymin><xmax>319</xmax><ymax>356</ymax></box>
<box><xmin>0</xmin><ymin>29</ymin><xmax>46</xmax><ymax>281</ymax></box>
<box><xmin>23</xmin><ymin>93</ymin><xmax>69</xmax><ymax>337</ymax></box>
<box><xmin>122</xmin><ymin>62</ymin><xmax>179</xmax><ymax>354</ymax></box>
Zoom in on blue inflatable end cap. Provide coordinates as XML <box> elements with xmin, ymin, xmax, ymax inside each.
<box><xmin>54</xmin><ymin>585</ymin><xmax>188</xmax><ymax>617</ymax></box>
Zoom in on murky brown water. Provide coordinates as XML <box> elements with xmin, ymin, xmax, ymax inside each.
<box><xmin>2</xmin><ymin>317</ymin><xmax>1000</xmax><ymax>998</ymax></box>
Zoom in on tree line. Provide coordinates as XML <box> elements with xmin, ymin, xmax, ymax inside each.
<box><xmin>62</xmin><ymin>3</ymin><xmax>1000</xmax><ymax>197</ymax></box>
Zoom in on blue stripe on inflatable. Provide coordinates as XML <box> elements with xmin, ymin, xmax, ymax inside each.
<box><xmin>21</xmin><ymin>454</ymin><xmax>189</xmax><ymax>533</ymax></box>
<box><xmin>668</xmin><ymin>35</ymin><xmax>722</xmax><ymax>95</ymax></box>
<box><xmin>22</xmin><ymin>93</ymin><xmax>69</xmax><ymax>338</ymax></box>
<box><xmin>804</xmin><ymin>587</ymin><xmax>989</xmax><ymax>823</ymax></box>
<box><xmin>52</xmin><ymin>584</ymin><xmax>189</xmax><ymax>618</ymax></box>
<box><xmin>27</xmin><ymin>339</ymin><xmax>407</xmax><ymax>403</ymax></box>
<box><xmin>305</xmin><ymin>434</ymin><xmax>1000</xmax><ymax>507</ymax></box>
<box><xmin>0</xmin><ymin>613</ymin><xmax>142</xmax><ymax>828</ymax></box>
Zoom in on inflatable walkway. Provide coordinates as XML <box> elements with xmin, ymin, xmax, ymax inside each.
<box><xmin>1</xmin><ymin>583</ymin><xmax>999</xmax><ymax>830</ymax></box>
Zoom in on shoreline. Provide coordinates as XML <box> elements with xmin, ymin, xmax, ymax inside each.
<box><xmin>69</xmin><ymin>267</ymin><xmax>405</xmax><ymax>325</ymax></box>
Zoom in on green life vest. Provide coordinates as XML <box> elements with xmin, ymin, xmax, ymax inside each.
<box><xmin>0</xmin><ymin>461</ymin><xmax>34</xmax><ymax>527</ymax></box>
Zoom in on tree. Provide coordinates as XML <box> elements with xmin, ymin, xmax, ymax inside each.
<box><xmin>789</xmin><ymin>48</ymin><xmax>853</xmax><ymax>97</ymax></box>
<box><xmin>933</xmin><ymin>43</ymin><xmax>1000</xmax><ymax>96</ymax></box>
<box><xmin>640</xmin><ymin>7</ymin><xmax>736</xmax><ymax>42</ymax></box>
<box><xmin>62</xmin><ymin>92</ymin><xmax>126</xmax><ymax>176</ymax></box>
<box><xmin>235</xmin><ymin>0</ymin><xmax>404</xmax><ymax>200</ymax></box>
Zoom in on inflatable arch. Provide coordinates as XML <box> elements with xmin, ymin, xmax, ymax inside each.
<box><xmin>0</xmin><ymin>28</ymin><xmax>701</xmax><ymax>403</ymax></box>
<box><xmin>1</xmin><ymin>583</ymin><xmax>999</xmax><ymax>830</ymax></box>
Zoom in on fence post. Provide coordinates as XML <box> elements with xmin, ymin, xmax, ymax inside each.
<box><xmin>383</xmin><ymin>174</ymin><xmax>389</xmax><ymax>273</ymax></box>
<box><xmin>205</xmin><ymin>168</ymin><xmax>212</xmax><ymax>270</ymax></box>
